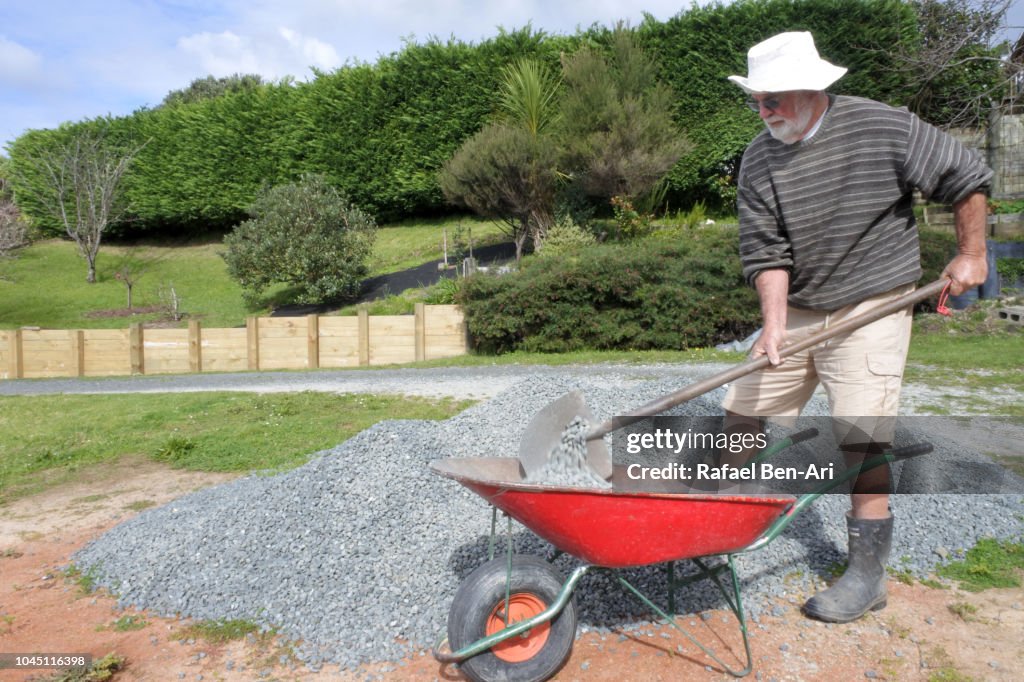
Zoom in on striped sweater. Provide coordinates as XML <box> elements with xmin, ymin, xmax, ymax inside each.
<box><xmin>736</xmin><ymin>95</ymin><xmax>992</xmax><ymax>310</ymax></box>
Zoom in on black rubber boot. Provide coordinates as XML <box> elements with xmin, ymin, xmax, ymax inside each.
<box><xmin>803</xmin><ymin>514</ymin><xmax>893</xmax><ymax>623</ymax></box>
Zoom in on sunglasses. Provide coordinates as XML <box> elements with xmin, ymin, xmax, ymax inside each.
<box><xmin>746</xmin><ymin>95</ymin><xmax>782</xmax><ymax>113</ymax></box>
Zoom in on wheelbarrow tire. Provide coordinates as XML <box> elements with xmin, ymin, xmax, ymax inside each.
<box><xmin>448</xmin><ymin>554</ymin><xmax>577</xmax><ymax>682</ymax></box>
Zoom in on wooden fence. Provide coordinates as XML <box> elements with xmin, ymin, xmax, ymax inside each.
<box><xmin>0</xmin><ymin>304</ymin><xmax>468</xmax><ymax>380</ymax></box>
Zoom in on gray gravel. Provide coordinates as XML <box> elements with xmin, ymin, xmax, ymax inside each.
<box><xmin>63</xmin><ymin>366</ymin><xmax>1024</xmax><ymax>671</ymax></box>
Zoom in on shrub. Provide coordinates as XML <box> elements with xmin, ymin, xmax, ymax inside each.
<box><xmin>424</xmin><ymin>277</ymin><xmax>461</xmax><ymax>304</ymax></box>
<box><xmin>458</xmin><ymin>228</ymin><xmax>761</xmax><ymax>353</ymax></box>
<box><xmin>537</xmin><ymin>216</ymin><xmax>597</xmax><ymax>258</ymax></box>
<box><xmin>222</xmin><ymin>174</ymin><xmax>376</xmax><ymax>305</ymax></box>
<box><xmin>461</xmin><ymin>227</ymin><xmax>959</xmax><ymax>353</ymax></box>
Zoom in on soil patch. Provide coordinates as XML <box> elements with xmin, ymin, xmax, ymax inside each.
<box><xmin>80</xmin><ymin>305</ymin><xmax>189</xmax><ymax>329</ymax></box>
<box><xmin>1</xmin><ymin>463</ymin><xmax>1020</xmax><ymax>681</ymax></box>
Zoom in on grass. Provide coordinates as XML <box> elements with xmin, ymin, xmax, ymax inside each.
<box><xmin>947</xmin><ymin>600</ymin><xmax>979</xmax><ymax>621</ymax></box>
<box><xmin>366</xmin><ymin>215</ymin><xmax>506</xmax><ymax>275</ymax></box>
<box><xmin>0</xmin><ymin>239</ymin><xmax>254</xmax><ymax>329</ymax></box>
<box><xmin>905</xmin><ymin>302</ymin><xmax>1024</xmax><ymax>416</ymax></box>
<box><xmin>176</xmin><ymin>618</ymin><xmax>260</xmax><ymax>644</ymax></box>
<box><xmin>62</xmin><ymin>564</ymin><xmax>100</xmax><ymax>596</ymax></box>
<box><xmin>937</xmin><ymin>538</ymin><xmax>1024</xmax><ymax>592</ymax></box>
<box><xmin>40</xmin><ymin>653</ymin><xmax>125</xmax><ymax>682</ymax></box>
<box><xmin>106</xmin><ymin>614</ymin><xmax>148</xmax><ymax>632</ymax></box>
<box><xmin>0</xmin><ymin>392</ymin><xmax>472</xmax><ymax>504</ymax></box>
<box><xmin>0</xmin><ymin>216</ymin><xmax>504</xmax><ymax>330</ymax></box>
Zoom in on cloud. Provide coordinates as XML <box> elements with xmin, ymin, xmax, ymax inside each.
<box><xmin>0</xmin><ymin>36</ymin><xmax>43</xmax><ymax>88</ymax></box>
<box><xmin>177</xmin><ymin>26</ymin><xmax>343</xmax><ymax>81</ymax></box>
<box><xmin>279</xmin><ymin>27</ymin><xmax>341</xmax><ymax>69</ymax></box>
<box><xmin>177</xmin><ymin>30</ymin><xmax>261</xmax><ymax>76</ymax></box>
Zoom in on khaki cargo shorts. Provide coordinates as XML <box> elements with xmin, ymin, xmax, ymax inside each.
<box><xmin>721</xmin><ymin>284</ymin><xmax>915</xmax><ymax>446</ymax></box>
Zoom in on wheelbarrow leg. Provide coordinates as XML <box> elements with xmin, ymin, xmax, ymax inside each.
<box><xmin>616</xmin><ymin>554</ymin><xmax>753</xmax><ymax>677</ymax></box>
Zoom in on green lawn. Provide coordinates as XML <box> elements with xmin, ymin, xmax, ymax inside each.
<box><xmin>0</xmin><ymin>216</ymin><xmax>504</xmax><ymax>330</ymax></box>
<box><xmin>904</xmin><ymin>308</ymin><xmax>1024</xmax><ymax>415</ymax></box>
<box><xmin>367</xmin><ymin>215</ymin><xmax>506</xmax><ymax>275</ymax></box>
<box><xmin>0</xmin><ymin>239</ymin><xmax>258</xmax><ymax>329</ymax></box>
<box><xmin>0</xmin><ymin>392</ymin><xmax>472</xmax><ymax>504</ymax></box>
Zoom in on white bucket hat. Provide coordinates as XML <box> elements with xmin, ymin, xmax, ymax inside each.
<box><xmin>728</xmin><ymin>31</ymin><xmax>847</xmax><ymax>94</ymax></box>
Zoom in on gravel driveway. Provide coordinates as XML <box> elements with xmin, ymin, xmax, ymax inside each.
<box><xmin>0</xmin><ymin>362</ymin><xmax>739</xmax><ymax>400</ymax></box>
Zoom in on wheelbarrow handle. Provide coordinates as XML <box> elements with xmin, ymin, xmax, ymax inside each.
<box><xmin>887</xmin><ymin>442</ymin><xmax>935</xmax><ymax>460</ymax></box>
<box><xmin>741</xmin><ymin>441</ymin><xmax>934</xmax><ymax>554</ymax></box>
<box><xmin>586</xmin><ymin>278</ymin><xmax>950</xmax><ymax>441</ymax></box>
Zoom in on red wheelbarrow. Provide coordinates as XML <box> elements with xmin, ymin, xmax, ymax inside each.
<box><xmin>429</xmin><ymin>442</ymin><xmax>932</xmax><ymax>681</ymax></box>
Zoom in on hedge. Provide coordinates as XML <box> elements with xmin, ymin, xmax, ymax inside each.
<box><xmin>458</xmin><ymin>228</ymin><xmax>961</xmax><ymax>354</ymax></box>
<box><xmin>5</xmin><ymin>1</ymin><xmax>1001</xmax><ymax>235</ymax></box>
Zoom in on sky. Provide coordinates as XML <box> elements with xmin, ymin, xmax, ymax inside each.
<box><xmin>1</xmin><ymin>0</ymin><xmax>1022</xmax><ymax>151</ymax></box>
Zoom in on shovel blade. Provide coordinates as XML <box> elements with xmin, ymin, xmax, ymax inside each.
<box><xmin>518</xmin><ymin>390</ymin><xmax>613</xmax><ymax>480</ymax></box>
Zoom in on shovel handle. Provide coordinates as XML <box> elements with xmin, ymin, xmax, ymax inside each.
<box><xmin>587</xmin><ymin>278</ymin><xmax>950</xmax><ymax>441</ymax></box>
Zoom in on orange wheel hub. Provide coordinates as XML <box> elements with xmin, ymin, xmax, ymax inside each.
<box><xmin>485</xmin><ymin>592</ymin><xmax>550</xmax><ymax>663</ymax></box>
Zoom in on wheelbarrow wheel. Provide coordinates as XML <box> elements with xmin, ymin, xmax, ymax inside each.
<box><xmin>448</xmin><ymin>554</ymin><xmax>577</xmax><ymax>682</ymax></box>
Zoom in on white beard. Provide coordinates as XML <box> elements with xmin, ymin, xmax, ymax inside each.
<box><xmin>765</xmin><ymin>106</ymin><xmax>815</xmax><ymax>144</ymax></box>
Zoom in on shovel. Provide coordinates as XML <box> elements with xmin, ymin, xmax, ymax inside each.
<box><xmin>519</xmin><ymin>278</ymin><xmax>951</xmax><ymax>480</ymax></box>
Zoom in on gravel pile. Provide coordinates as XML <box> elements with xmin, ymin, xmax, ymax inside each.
<box><xmin>72</xmin><ymin>370</ymin><xmax>1024</xmax><ymax>671</ymax></box>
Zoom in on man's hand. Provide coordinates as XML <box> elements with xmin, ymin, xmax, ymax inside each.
<box><xmin>750</xmin><ymin>325</ymin><xmax>786</xmax><ymax>366</ymax></box>
<box><xmin>941</xmin><ymin>254</ymin><xmax>987</xmax><ymax>295</ymax></box>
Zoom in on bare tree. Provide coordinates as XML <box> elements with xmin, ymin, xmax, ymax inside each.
<box><xmin>893</xmin><ymin>0</ymin><xmax>1016</xmax><ymax>128</ymax></box>
<box><xmin>0</xmin><ymin>164</ymin><xmax>28</xmax><ymax>261</ymax></box>
<box><xmin>0</xmin><ymin>200</ymin><xmax>28</xmax><ymax>258</ymax></box>
<box><xmin>23</xmin><ymin>129</ymin><xmax>144</xmax><ymax>282</ymax></box>
<box><xmin>112</xmin><ymin>246</ymin><xmax>166</xmax><ymax>309</ymax></box>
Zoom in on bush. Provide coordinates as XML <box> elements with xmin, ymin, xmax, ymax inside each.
<box><xmin>458</xmin><ymin>228</ymin><xmax>761</xmax><ymax>353</ymax></box>
<box><xmin>221</xmin><ymin>175</ymin><xmax>376</xmax><ymax>305</ymax></box>
<box><xmin>461</xmin><ymin>227</ymin><xmax>960</xmax><ymax>353</ymax></box>
<box><xmin>537</xmin><ymin>216</ymin><xmax>597</xmax><ymax>258</ymax></box>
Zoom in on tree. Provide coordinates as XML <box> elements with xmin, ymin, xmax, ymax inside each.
<box><xmin>221</xmin><ymin>174</ymin><xmax>377</xmax><ymax>305</ymax></box>
<box><xmin>0</xmin><ymin>157</ymin><xmax>28</xmax><ymax>260</ymax></box>
<box><xmin>558</xmin><ymin>26</ymin><xmax>691</xmax><ymax>204</ymax></box>
<box><xmin>0</xmin><ymin>201</ymin><xmax>29</xmax><ymax>260</ymax></box>
<box><xmin>162</xmin><ymin>73</ymin><xmax>265</xmax><ymax>107</ymax></box>
<box><xmin>439</xmin><ymin>59</ymin><xmax>562</xmax><ymax>260</ymax></box>
<box><xmin>111</xmin><ymin>246</ymin><xmax>165</xmax><ymax>309</ymax></box>
<box><xmin>894</xmin><ymin>0</ymin><xmax>1014</xmax><ymax>127</ymax></box>
<box><xmin>13</xmin><ymin>126</ymin><xmax>143</xmax><ymax>282</ymax></box>
<box><xmin>440</xmin><ymin>123</ymin><xmax>559</xmax><ymax>261</ymax></box>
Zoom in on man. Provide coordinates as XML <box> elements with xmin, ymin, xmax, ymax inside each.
<box><xmin>723</xmin><ymin>32</ymin><xmax>991</xmax><ymax>623</ymax></box>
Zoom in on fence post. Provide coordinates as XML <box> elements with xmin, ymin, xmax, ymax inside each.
<box><xmin>69</xmin><ymin>330</ymin><xmax>85</xmax><ymax>377</ymax></box>
<box><xmin>129</xmin><ymin>323</ymin><xmax>145</xmax><ymax>375</ymax></box>
<box><xmin>307</xmin><ymin>314</ymin><xmax>320</xmax><ymax>369</ymax></box>
<box><xmin>414</xmin><ymin>303</ymin><xmax>426</xmax><ymax>362</ymax></box>
<box><xmin>189</xmin><ymin>320</ymin><xmax>202</xmax><ymax>372</ymax></box>
<box><xmin>358</xmin><ymin>307</ymin><xmax>370</xmax><ymax>366</ymax></box>
<box><xmin>8</xmin><ymin>330</ymin><xmax>23</xmax><ymax>379</ymax></box>
<box><xmin>246</xmin><ymin>316</ymin><xmax>260</xmax><ymax>370</ymax></box>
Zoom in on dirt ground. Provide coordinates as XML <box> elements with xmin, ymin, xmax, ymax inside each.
<box><xmin>1</xmin><ymin>461</ymin><xmax>1021</xmax><ymax>682</ymax></box>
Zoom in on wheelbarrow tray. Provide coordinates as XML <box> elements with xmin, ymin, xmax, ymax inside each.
<box><xmin>430</xmin><ymin>457</ymin><xmax>795</xmax><ymax>569</ymax></box>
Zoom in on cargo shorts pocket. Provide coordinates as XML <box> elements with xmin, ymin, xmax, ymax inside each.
<box><xmin>866</xmin><ymin>352</ymin><xmax>904</xmax><ymax>378</ymax></box>
<box><xmin>860</xmin><ymin>352</ymin><xmax>905</xmax><ymax>421</ymax></box>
